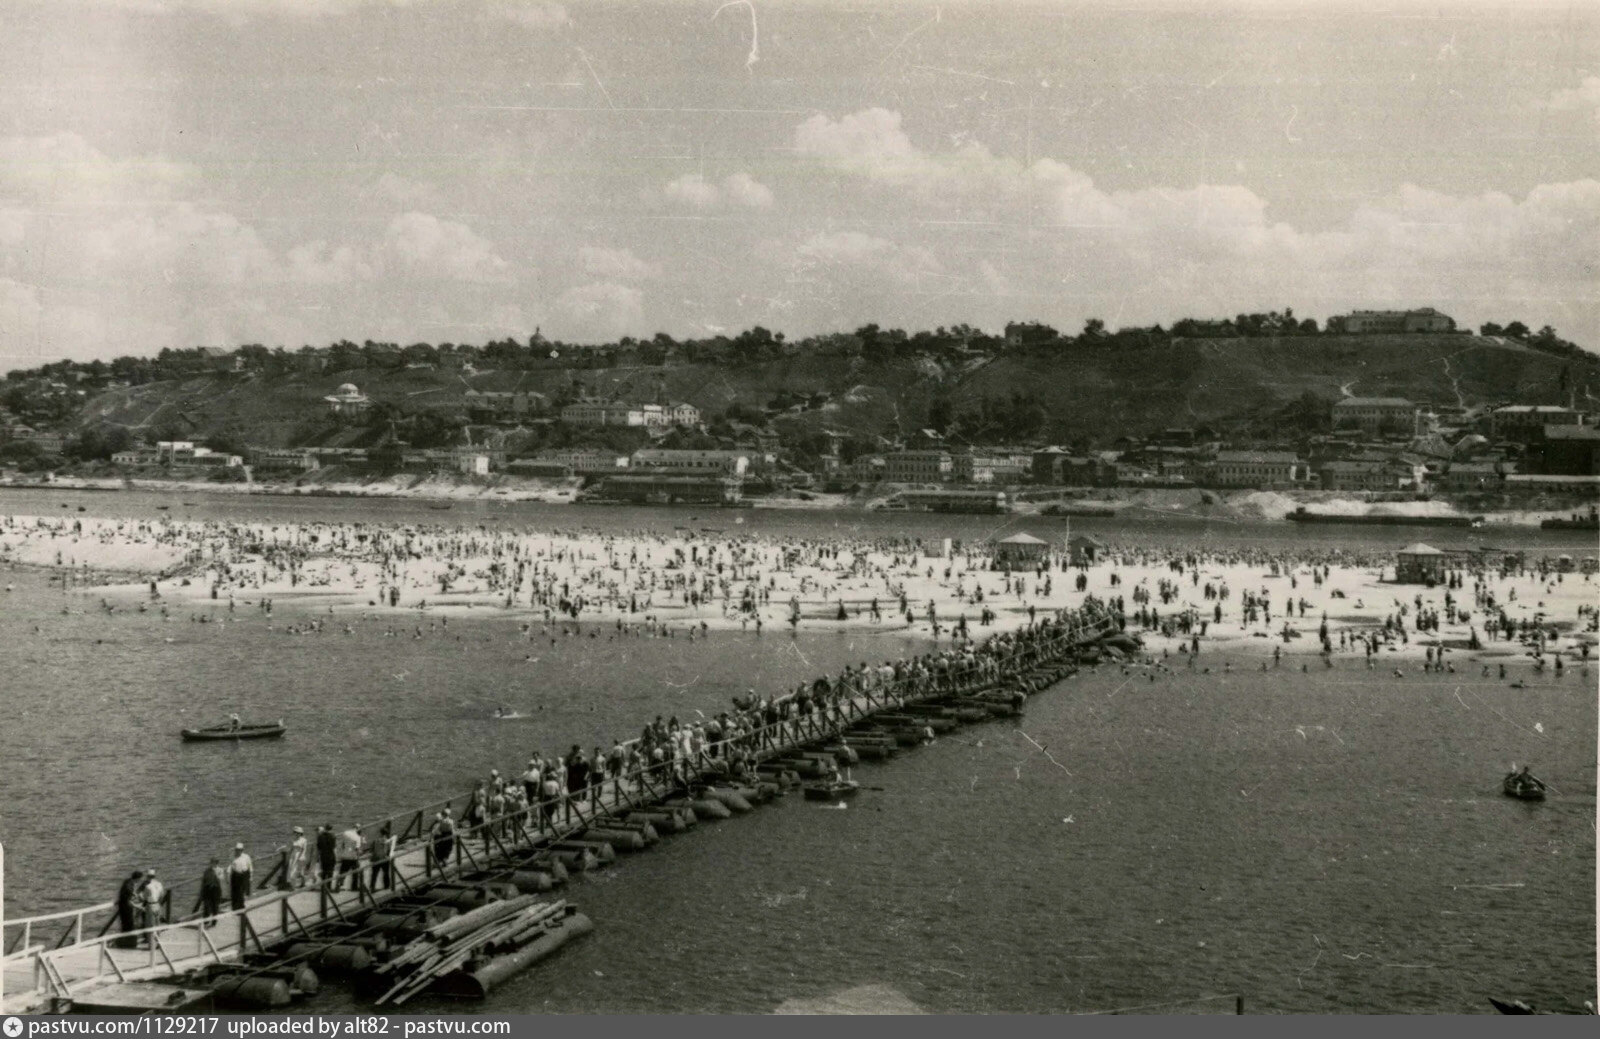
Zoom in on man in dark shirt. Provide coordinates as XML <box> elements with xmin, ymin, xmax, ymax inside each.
<box><xmin>316</xmin><ymin>823</ymin><xmax>337</xmax><ymax>889</ymax></box>
<box><xmin>115</xmin><ymin>870</ymin><xmax>145</xmax><ymax>948</ymax></box>
<box><xmin>564</xmin><ymin>746</ymin><xmax>589</xmax><ymax>824</ymax></box>
<box><xmin>193</xmin><ymin>858</ymin><xmax>223</xmax><ymax>925</ymax></box>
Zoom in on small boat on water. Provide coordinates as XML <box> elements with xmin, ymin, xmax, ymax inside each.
<box><xmin>181</xmin><ymin>722</ymin><xmax>286</xmax><ymax>742</ymax></box>
<box><xmin>1502</xmin><ymin>770</ymin><xmax>1546</xmax><ymax>801</ymax></box>
<box><xmin>426</xmin><ymin>502</ymin><xmax>454</xmax><ymax>510</ymax></box>
<box><xmin>803</xmin><ymin>778</ymin><xmax>860</xmax><ymax>802</ymax></box>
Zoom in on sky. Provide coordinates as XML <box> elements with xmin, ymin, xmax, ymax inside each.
<box><xmin>0</xmin><ymin>0</ymin><xmax>1596</xmax><ymax>371</ymax></box>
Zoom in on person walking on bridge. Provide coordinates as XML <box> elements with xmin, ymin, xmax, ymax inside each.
<box><xmin>192</xmin><ymin>858</ymin><xmax>223</xmax><ymax>926</ymax></box>
<box><xmin>286</xmin><ymin>826</ymin><xmax>308</xmax><ymax>889</ymax></box>
<box><xmin>429</xmin><ymin>810</ymin><xmax>456</xmax><ymax>873</ymax></box>
<box><xmin>369</xmin><ymin>822</ymin><xmax>395</xmax><ymax>892</ymax></box>
<box><xmin>316</xmin><ymin>823</ymin><xmax>336</xmax><ymax>889</ymax></box>
<box><xmin>335</xmin><ymin>824</ymin><xmax>364</xmax><ymax>893</ymax></box>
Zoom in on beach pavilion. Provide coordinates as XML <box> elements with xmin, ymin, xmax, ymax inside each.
<box><xmin>992</xmin><ymin>532</ymin><xmax>1052</xmax><ymax>571</ymax></box>
<box><xmin>1395</xmin><ymin>543</ymin><xmax>1448</xmax><ymax>584</ymax></box>
<box><xmin>1068</xmin><ymin>534</ymin><xmax>1107</xmax><ymax>567</ymax></box>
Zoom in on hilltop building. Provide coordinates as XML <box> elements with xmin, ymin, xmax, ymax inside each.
<box><xmin>324</xmin><ymin>383</ymin><xmax>371</xmax><ymax>419</ymax></box>
<box><xmin>1327</xmin><ymin>308</ymin><xmax>1455</xmax><ymax>334</ymax></box>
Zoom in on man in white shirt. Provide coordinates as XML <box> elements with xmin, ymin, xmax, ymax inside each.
<box><xmin>139</xmin><ymin>869</ymin><xmax>165</xmax><ymax>933</ymax></box>
<box><xmin>335</xmin><ymin>825</ymin><xmax>364</xmax><ymax>893</ymax></box>
<box><xmin>228</xmin><ymin>843</ymin><xmax>252</xmax><ymax>910</ymax></box>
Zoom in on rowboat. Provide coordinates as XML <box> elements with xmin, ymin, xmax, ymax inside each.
<box><xmin>803</xmin><ymin>779</ymin><xmax>859</xmax><ymax>802</ymax></box>
<box><xmin>181</xmin><ymin>722</ymin><xmax>286</xmax><ymax>742</ymax></box>
<box><xmin>1502</xmin><ymin>772</ymin><xmax>1545</xmax><ymax>801</ymax></box>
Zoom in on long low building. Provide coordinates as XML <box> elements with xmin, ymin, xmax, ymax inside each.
<box><xmin>595</xmin><ymin>473</ymin><xmax>743</xmax><ymax>505</ymax></box>
<box><xmin>631</xmin><ymin>448</ymin><xmax>751</xmax><ymax>474</ymax></box>
<box><xmin>1205</xmin><ymin>450</ymin><xmax>1308</xmax><ymax>488</ymax></box>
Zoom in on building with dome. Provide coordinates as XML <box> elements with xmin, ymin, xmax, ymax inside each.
<box><xmin>324</xmin><ymin>383</ymin><xmax>371</xmax><ymax>419</ymax></box>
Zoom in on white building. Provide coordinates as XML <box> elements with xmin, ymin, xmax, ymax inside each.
<box><xmin>324</xmin><ymin>383</ymin><xmax>371</xmax><ymax>418</ymax></box>
<box><xmin>632</xmin><ymin>448</ymin><xmax>750</xmax><ymax>475</ymax></box>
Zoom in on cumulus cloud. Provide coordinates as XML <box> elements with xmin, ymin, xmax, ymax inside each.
<box><xmin>556</xmin><ymin>281</ymin><xmax>644</xmax><ymax>340</ymax></box>
<box><xmin>797</xmin><ymin>230</ymin><xmax>941</xmax><ymax>284</ymax></box>
<box><xmin>722</xmin><ymin>171</ymin><xmax>774</xmax><ymax>208</ymax></box>
<box><xmin>663</xmin><ymin>171</ymin><xmax>774</xmax><ymax>209</ymax></box>
<box><xmin>1545</xmin><ymin>76</ymin><xmax>1600</xmax><ymax>121</ymax></box>
<box><xmin>0</xmin><ymin>133</ymin><xmax>195</xmax><ymax>206</ymax></box>
<box><xmin>287</xmin><ymin>241</ymin><xmax>374</xmax><ymax>285</ymax></box>
<box><xmin>82</xmin><ymin>203</ymin><xmax>278</xmax><ymax>286</ymax></box>
<box><xmin>789</xmin><ymin>107</ymin><xmax>1600</xmax><ymax>340</ymax></box>
<box><xmin>578</xmin><ymin>246</ymin><xmax>658</xmax><ymax>282</ymax></box>
<box><xmin>380</xmin><ymin>212</ymin><xmax>510</xmax><ymax>283</ymax></box>
<box><xmin>794</xmin><ymin>108</ymin><xmax>921</xmax><ymax>179</ymax></box>
<box><xmin>663</xmin><ymin>173</ymin><xmax>720</xmax><ymax>209</ymax></box>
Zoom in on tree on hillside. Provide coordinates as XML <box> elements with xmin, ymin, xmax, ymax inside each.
<box><xmin>402</xmin><ymin>342</ymin><xmax>439</xmax><ymax>367</ymax></box>
<box><xmin>1082</xmin><ymin>318</ymin><xmax>1106</xmax><ymax>338</ymax></box>
<box><xmin>147</xmin><ymin>413</ymin><xmax>195</xmax><ymax>443</ymax></box>
<box><xmin>734</xmin><ymin>326</ymin><xmax>777</xmax><ymax>359</ymax></box>
<box><xmin>1503</xmin><ymin>321</ymin><xmax>1529</xmax><ymax>339</ymax></box>
<box><xmin>0</xmin><ymin>439</ymin><xmax>58</xmax><ymax>471</ymax></box>
<box><xmin>204</xmin><ymin>425</ymin><xmax>251</xmax><ymax>457</ymax></box>
<box><xmin>407</xmin><ymin>411</ymin><xmax>465</xmax><ymax>449</ymax></box>
<box><xmin>66</xmin><ymin>426</ymin><xmax>133</xmax><ymax>461</ymax></box>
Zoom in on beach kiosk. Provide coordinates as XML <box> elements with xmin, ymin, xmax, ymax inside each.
<box><xmin>993</xmin><ymin>532</ymin><xmax>1051</xmax><ymax>572</ymax></box>
<box><xmin>1395</xmin><ymin>543</ymin><xmax>1447</xmax><ymax>584</ymax></box>
<box><xmin>1068</xmin><ymin>534</ymin><xmax>1107</xmax><ymax>567</ymax></box>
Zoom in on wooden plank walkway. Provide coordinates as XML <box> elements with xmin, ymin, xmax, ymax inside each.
<box><xmin>3</xmin><ymin>609</ymin><xmax>1114</xmax><ymax>1013</ymax></box>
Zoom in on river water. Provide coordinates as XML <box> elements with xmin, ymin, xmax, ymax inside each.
<box><xmin>0</xmin><ymin>487</ymin><xmax>1595</xmax><ymax>1013</ymax></box>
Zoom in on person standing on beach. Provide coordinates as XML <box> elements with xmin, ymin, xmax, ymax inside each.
<box><xmin>228</xmin><ymin>843</ymin><xmax>252</xmax><ymax>911</ymax></box>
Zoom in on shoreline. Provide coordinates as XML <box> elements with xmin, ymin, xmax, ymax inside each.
<box><xmin>1</xmin><ymin>475</ymin><xmax>1594</xmax><ymax>529</ymax></box>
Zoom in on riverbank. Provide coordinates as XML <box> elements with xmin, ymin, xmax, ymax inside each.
<box><xmin>4</xmin><ymin>472</ymin><xmax>1593</xmax><ymax>527</ymax></box>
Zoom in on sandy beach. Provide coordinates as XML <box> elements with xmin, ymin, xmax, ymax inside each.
<box><xmin>4</xmin><ymin>511</ymin><xmax>1594</xmax><ymax>670</ymax></box>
